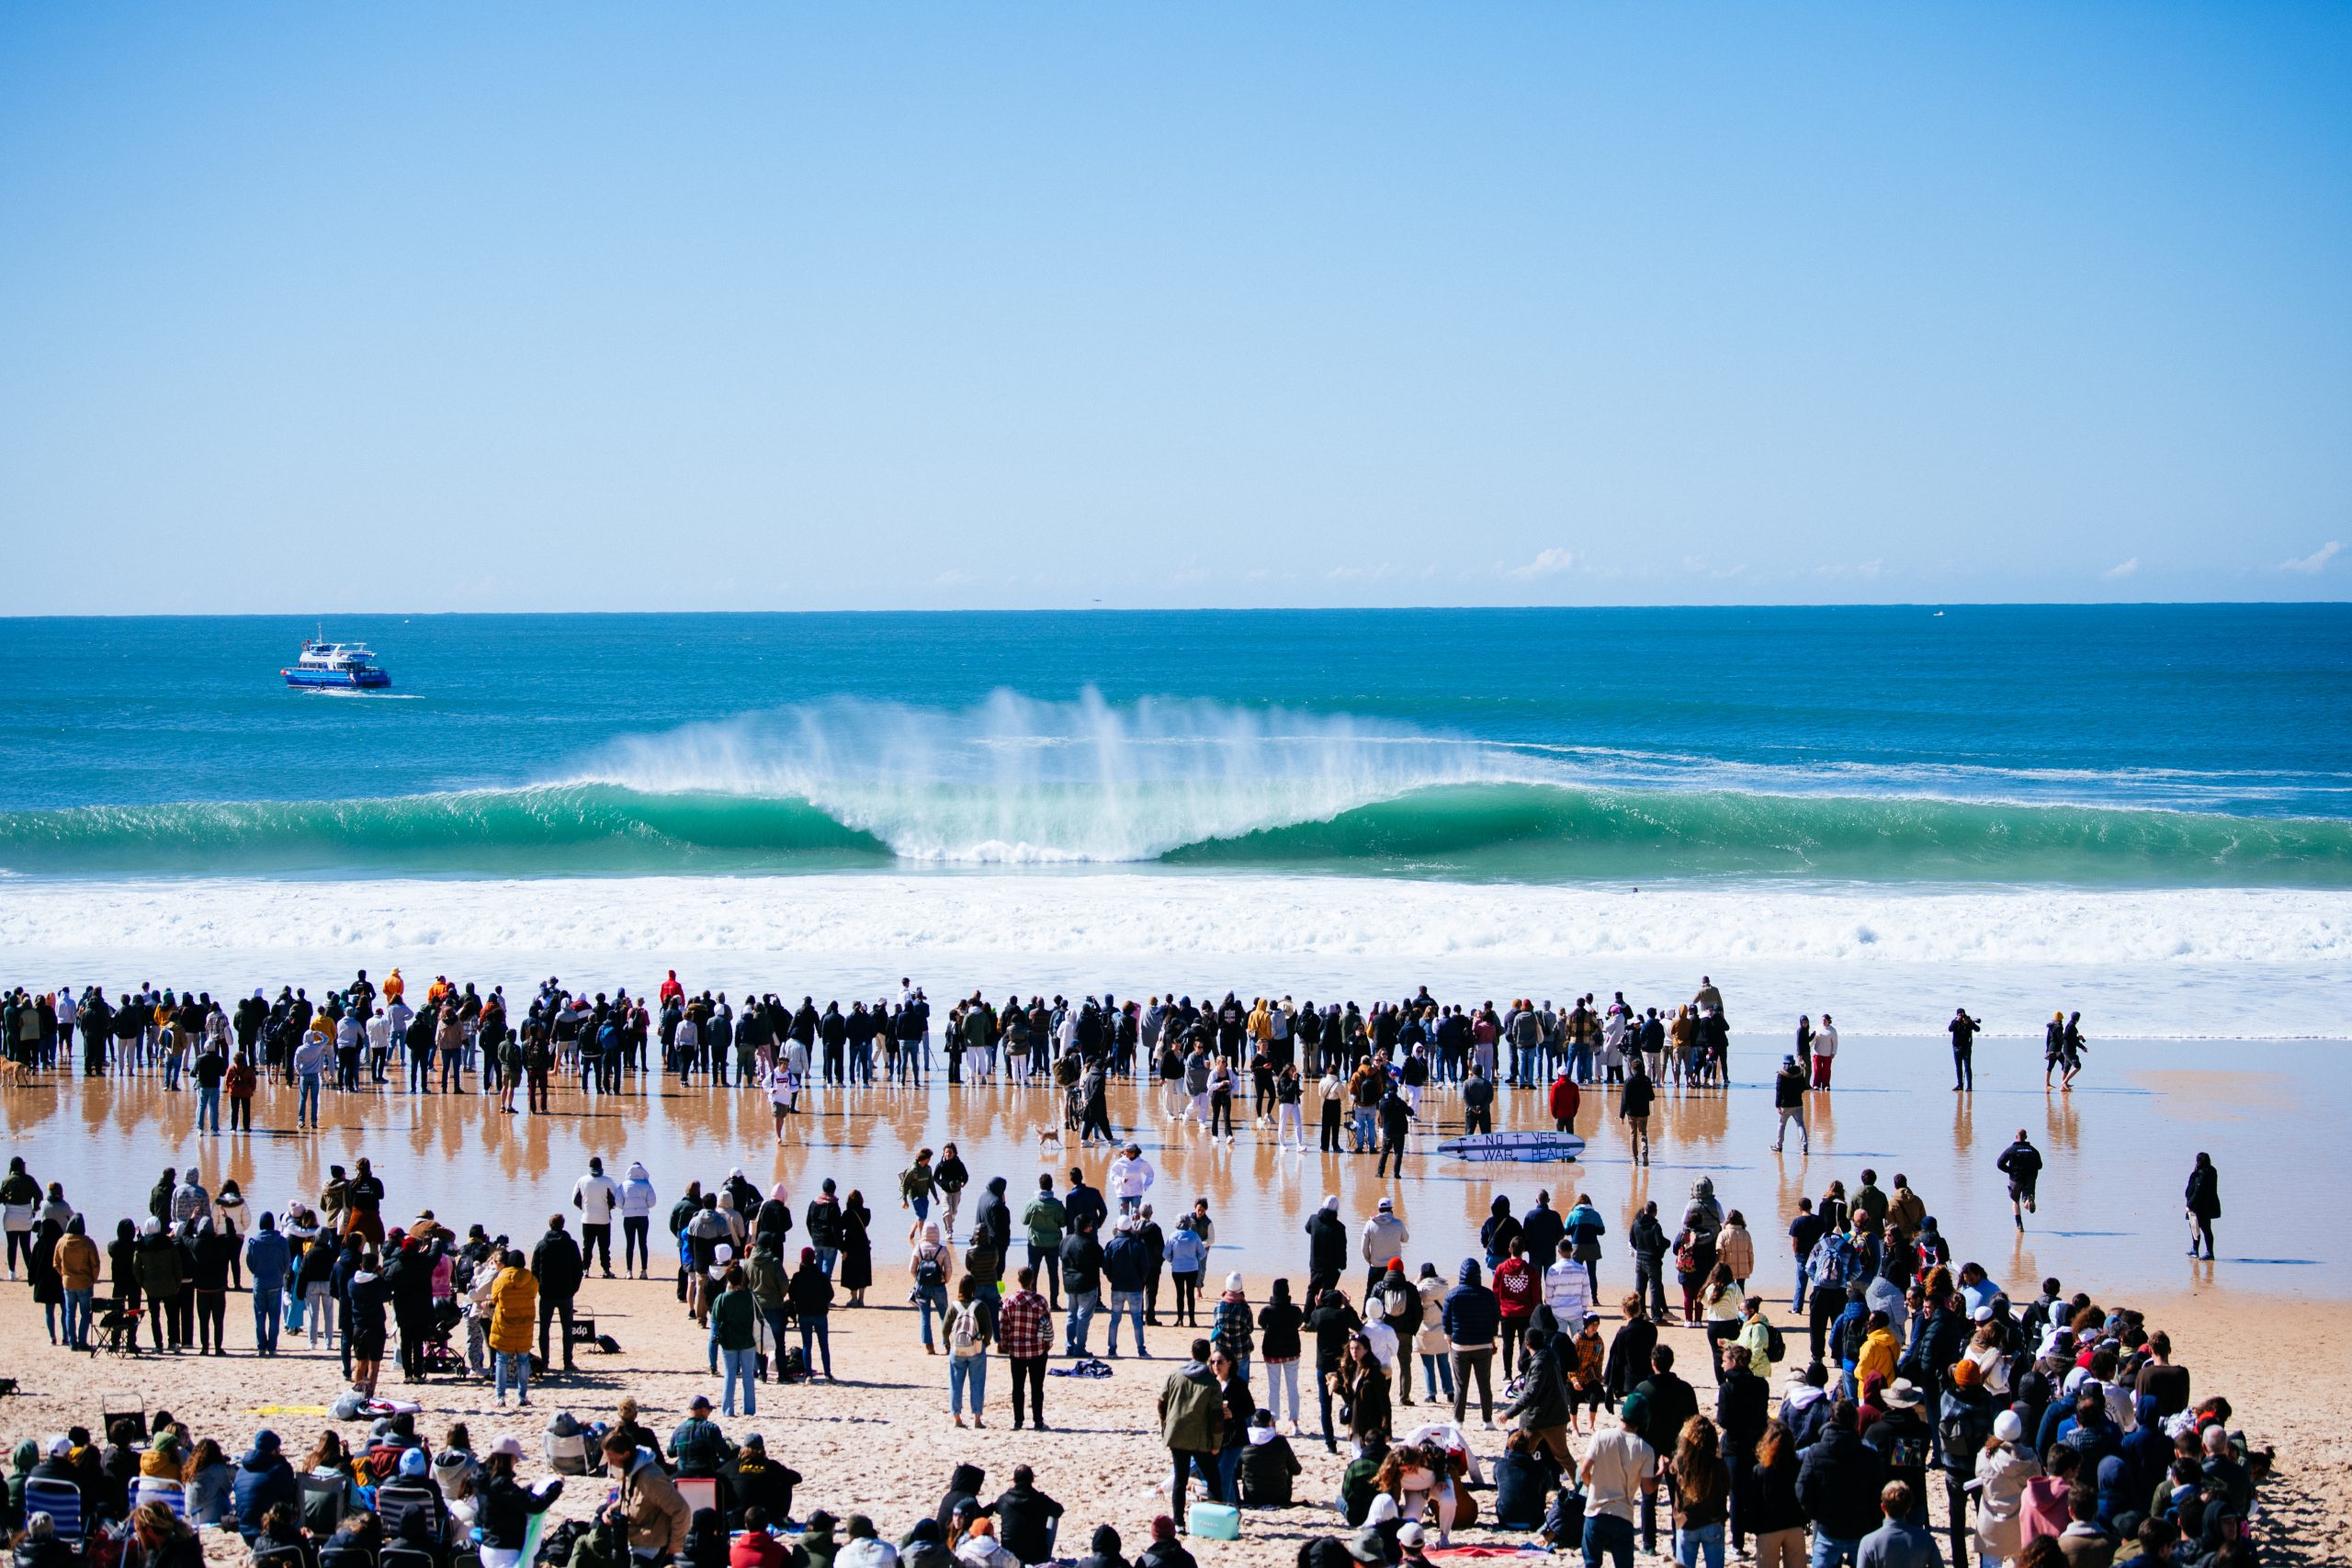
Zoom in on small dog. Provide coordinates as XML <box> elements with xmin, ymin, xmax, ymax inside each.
<box><xmin>1036</xmin><ymin>1126</ymin><xmax>1063</xmax><ymax>1153</ymax></box>
<box><xmin>0</xmin><ymin>1060</ymin><xmax>33</xmax><ymax>1085</ymax></box>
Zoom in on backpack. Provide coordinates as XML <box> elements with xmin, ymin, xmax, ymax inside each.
<box><xmin>949</xmin><ymin>1307</ymin><xmax>979</xmax><ymax>1355</ymax></box>
<box><xmin>916</xmin><ymin>1247</ymin><xmax>945</xmax><ymax>1290</ymax></box>
<box><xmin>1765</xmin><ymin>1321</ymin><xmax>1788</xmax><ymax>1363</ymax></box>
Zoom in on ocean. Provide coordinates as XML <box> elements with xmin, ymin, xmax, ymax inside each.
<box><xmin>2</xmin><ymin>606</ymin><xmax>2347</xmax><ymax>1036</ymax></box>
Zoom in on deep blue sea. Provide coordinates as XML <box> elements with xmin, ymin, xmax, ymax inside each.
<box><xmin>2</xmin><ymin>605</ymin><xmax>2348</xmax><ymax>885</ymax></box>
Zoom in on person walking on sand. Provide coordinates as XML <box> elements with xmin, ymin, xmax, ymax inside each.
<box><xmin>2184</xmin><ymin>1153</ymin><xmax>2221</xmax><ymax>1260</ymax></box>
<box><xmin>1770</xmin><ymin>1056</ymin><xmax>1808</xmax><ymax>1155</ymax></box>
<box><xmin>1620</xmin><ymin>1057</ymin><xmax>1655</xmax><ymax>1166</ymax></box>
<box><xmin>2041</xmin><ymin>1011</ymin><xmax>2065</xmax><ymax>1089</ymax></box>
<box><xmin>2058</xmin><ymin>1011</ymin><xmax>2087</xmax><ymax>1089</ymax></box>
<box><xmin>1996</xmin><ymin>1131</ymin><xmax>2042</xmax><ymax>1230</ymax></box>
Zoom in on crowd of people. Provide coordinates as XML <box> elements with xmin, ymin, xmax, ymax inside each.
<box><xmin>2</xmin><ymin>968</ymin><xmax>2270</xmax><ymax>1568</ymax></box>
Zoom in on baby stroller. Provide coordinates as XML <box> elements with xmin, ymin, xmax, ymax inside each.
<box><xmin>409</xmin><ymin>1299</ymin><xmax>468</xmax><ymax>1379</ymax></box>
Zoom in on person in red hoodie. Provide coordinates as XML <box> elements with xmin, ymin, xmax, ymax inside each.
<box><xmin>1548</xmin><ymin>1070</ymin><xmax>1580</xmax><ymax>1134</ymax></box>
<box><xmin>729</xmin><ymin>1506</ymin><xmax>803</xmax><ymax>1568</ymax></box>
<box><xmin>1493</xmin><ymin>1237</ymin><xmax>1537</xmax><ymax>1378</ymax></box>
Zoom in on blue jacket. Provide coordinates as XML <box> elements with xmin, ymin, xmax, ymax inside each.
<box><xmin>1441</xmin><ymin>1262</ymin><xmax>1500</xmax><ymax>1348</ymax></box>
<box><xmin>243</xmin><ymin>1228</ymin><xmax>291</xmax><ymax>1296</ymax></box>
<box><xmin>1102</xmin><ymin>1233</ymin><xmax>1151</xmax><ymax>1293</ymax></box>
<box><xmin>232</xmin><ymin>1445</ymin><xmax>300</xmax><ymax>1542</ymax></box>
<box><xmin>1166</xmin><ymin>1227</ymin><xmax>1207</xmax><ymax>1274</ymax></box>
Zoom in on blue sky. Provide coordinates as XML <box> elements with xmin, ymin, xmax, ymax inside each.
<box><xmin>3</xmin><ymin>5</ymin><xmax>2347</xmax><ymax>610</ymax></box>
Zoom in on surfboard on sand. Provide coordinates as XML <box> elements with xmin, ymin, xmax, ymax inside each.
<box><xmin>1435</xmin><ymin>1130</ymin><xmax>1586</xmax><ymax>1163</ymax></box>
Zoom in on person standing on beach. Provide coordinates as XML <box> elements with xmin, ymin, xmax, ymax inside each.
<box><xmin>2041</xmin><ymin>1012</ymin><xmax>2064</xmax><ymax>1089</ymax></box>
<box><xmin>1809</xmin><ymin>1016</ymin><xmax>1838</xmax><ymax>1089</ymax></box>
<box><xmin>1996</xmin><ymin>1131</ymin><xmax>2042</xmax><ymax>1230</ymax></box>
<box><xmin>1770</xmin><ymin>1056</ymin><xmax>1808</xmax><ymax>1155</ymax></box>
<box><xmin>1948</xmin><ymin>1008</ymin><xmax>1981</xmax><ymax>1092</ymax></box>
<box><xmin>2184</xmin><ymin>1153</ymin><xmax>2221</xmax><ymax>1260</ymax></box>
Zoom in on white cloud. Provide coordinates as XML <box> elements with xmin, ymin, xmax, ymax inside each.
<box><xmin>1327</xmin><ymin>562</ymin><xmax>1397</xmax><ymax>582</ymax></box>
<box><xmin>2280</xmin><ymin>540</ymin><xmax>2343</xmax><ymax>575</ymax></box>
<box><xmin>2101</xmin><ymin>557</ymin><xmax>2140</xmax><ymax>581</ymax></box>
<box><xmin>1506</xmin><ymin>547</ymin><xmax>1576</xmax><ymax>581</ymax></box>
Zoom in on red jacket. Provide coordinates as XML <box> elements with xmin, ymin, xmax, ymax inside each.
<box><xmin>1548</xmin><ymin>1078</ymin><xmax>1580</xmax><ymax>1123</ymax></box>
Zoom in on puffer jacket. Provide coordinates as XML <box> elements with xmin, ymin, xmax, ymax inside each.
<box><xmin>486</xmin><ymin>1265</ymin><xmax>538</xmax><ymax>1354</ymax></box>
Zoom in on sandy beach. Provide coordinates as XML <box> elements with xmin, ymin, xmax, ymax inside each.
<box><xmin>3</xmin><ymin>1268</ymin><xmax>2345</xmax><ymax>1566</ymax></box>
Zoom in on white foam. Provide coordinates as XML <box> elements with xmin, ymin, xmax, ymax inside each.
<box><xmin>3</xmin><ymin>874</ymin><xmax>2344</xmax><ymax>1038</ymax></box>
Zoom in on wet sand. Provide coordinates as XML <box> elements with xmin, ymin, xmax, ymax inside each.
<box><xmin>6</xmin><ymin>1033</ymin><xmax>2346</xmax><ymax>1302</ymax></box>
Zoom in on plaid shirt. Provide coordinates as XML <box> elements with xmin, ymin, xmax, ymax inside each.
<box><xmin>998</xmin><ymin>1289</ymin><xmax>1054</xmax><ymax>1359</ymax></box>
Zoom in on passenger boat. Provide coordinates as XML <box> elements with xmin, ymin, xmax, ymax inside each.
<box><xmin>282</xmin><ymin>634</ymin><xmax>390</xmax><ymax>689</ymax></box>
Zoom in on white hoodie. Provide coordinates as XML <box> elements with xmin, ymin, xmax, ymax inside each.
<box><xmin>1107</xmin><ymin>1154</ymin><xmax>1155</xmax><ymax>1200</ymax></box>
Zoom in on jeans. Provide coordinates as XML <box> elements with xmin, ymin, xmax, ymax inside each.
<box><xmin>1011</xmin><ymin>1354</ymin><xmax>1047</xmax><ymax>1426</ymax></box>
<box><xmin>949</xmin><ymin>1351</ymin><xmax>987</xmax><ymax>1415</ymax></box>
<box><xmin>1807</xmin><ymin>1535</ymin><xmax>1860</xmax><ymax>1568</ymax></box>
<box><xmin>1583</xmin><ymin>1513</ymin><xmax>1635</xmax><ymax>1568</ymax></box>
<box><xmin>253</xmin><ymin>1289</ymin><xmax>282</xmax><ymax>1353</ymax></box>
<box><xmin>1027</xmin><ymin>1245</ymin><xmax>1062</xmax><ymax>1306</ymax></box>
<box><xmin>1449</xmin><ymin>1348</ymin><xmax>1493</xmax><ymax>1424</ymax></box>
<box><xmin>914</xmin><ymin>1282</ymin><xmax>950</xmax><ymax>1348</ymax></box>
<box><xmin>298</xmin><ymin>1074</ymin><xmax>322</xmax><ymax>1123</ymax></box>
<box><xmin>495</xmin><ymin>1349</ymin><xmax>531</xmax><ymax>1402</ymax></box>
<box><xmin>1793</xmin><ymin>1259</ymin><xmax>1810</xmax><ymax>1314</ymax></box>
<box><xmin>722</xmin><ymin>1346</ymin><xmax>759</xmax><ymax>1415</ymax></box>
<box><xmin>539</xmin><ymin>1296</ymin><xmax>576</xmax><ymax>1367</ymax></box>
<box><xmin>1352</xmin><ymin>1108</ymin><xmax>1375</xmax><ymax>1151</ymax></box>
<box><xmin>1675</xmin><ymin>1522</ymin><xmax>1725</xmax><ymax>1568</ymax></box>
<box><xmin>624</xmin><ymin>1215</ymin><xmax>650</xmax><ymax>1272</ymax></box>
<box><xmin>815</xmin><ymin>1246</ymin><xmax>840</xmax><ymax>1277</ymax></box>
<box><xmin>1065</xmin><ymin>1289</ymin><xmax>1100</xmax><ymax>1355</ymax></box>
<box><xmin>62</xmin><ymin>1289</ymin><xmax>93</xmax><ymax>1349</ymax></box>
<box><xmin>798</xmin><ymin>1317</ymin><xmax>833</xmax><ymax>1378</ymax></box>
<box><xmin>305</xmin><ymin>1283</ymin><xmax>334</xmax><ymax>1345</ymax></box>
<box><xmin>1422</xmin><ymin>1349</ymin><xmax>1456</xmax><ymax>1402</ymax></box>
<box><xmin>197</xmin><ymin>1085</ymin><xmax>221</xmax><ymax>1132</ymax></box>
<box><xmin>1107</xmin><ymin>1291</ymin><xmax>1147</xmax><ymax>1355</ymax></box>
<box><xmin>1170</xmin><ymin>1450</ymin><xmax>1216</xmax><ymax>1523</ymax></box>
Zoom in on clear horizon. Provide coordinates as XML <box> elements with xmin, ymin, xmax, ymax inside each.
<box><xmin>4</xmin><ymin>6</ymin><xmax>2348</xmax><ymax>611</ymax></box>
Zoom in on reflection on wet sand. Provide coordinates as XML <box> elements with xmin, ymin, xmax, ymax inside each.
<box><xmin>4</xmin><ymin>1035</ymin><xmax>2342</xmax><ymax>1296</ymax></box>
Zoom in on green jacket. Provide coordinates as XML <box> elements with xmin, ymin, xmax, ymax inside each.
<box><xmin>1023</xmin><ymin>1195</ymin><xmax>1066</xmax><ymax>1249</ymax></box>
<box><xmin>710</xmin><ymin>1287</ymin><xmax>758</xmax><ymax>1352</ymax></box>
<box><xmin>745</xmin><ymin>1250</ymin><xmax>788</xmax><ymax>1312</ymax></box>
<box><xmin>1158</xmin><ymin>1360</ymin><xmax>1225</xmax><ymax>1452</ymax></box>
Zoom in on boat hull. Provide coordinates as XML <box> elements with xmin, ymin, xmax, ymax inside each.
<box><xmin>283</xmin><ymin>668</ymin><xmax>391</xmax><ymax>689</ymax></box>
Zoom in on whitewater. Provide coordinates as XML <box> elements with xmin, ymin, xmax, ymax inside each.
<box><xmin>4</xmin><ymin>874</ymin><xmax>2344</xmax><ymax>1038</ymax></box>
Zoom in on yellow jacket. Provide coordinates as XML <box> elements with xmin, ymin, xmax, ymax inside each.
<box><xmin>1857</xmin><ymin>1326</ymin><xmax>1902</xmax><ymax>1388</ymax></box>
<box><xmin>487</xmin><ymin>1265</ymin><xmax>538</xmax><ymax>1354</ymax></box>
